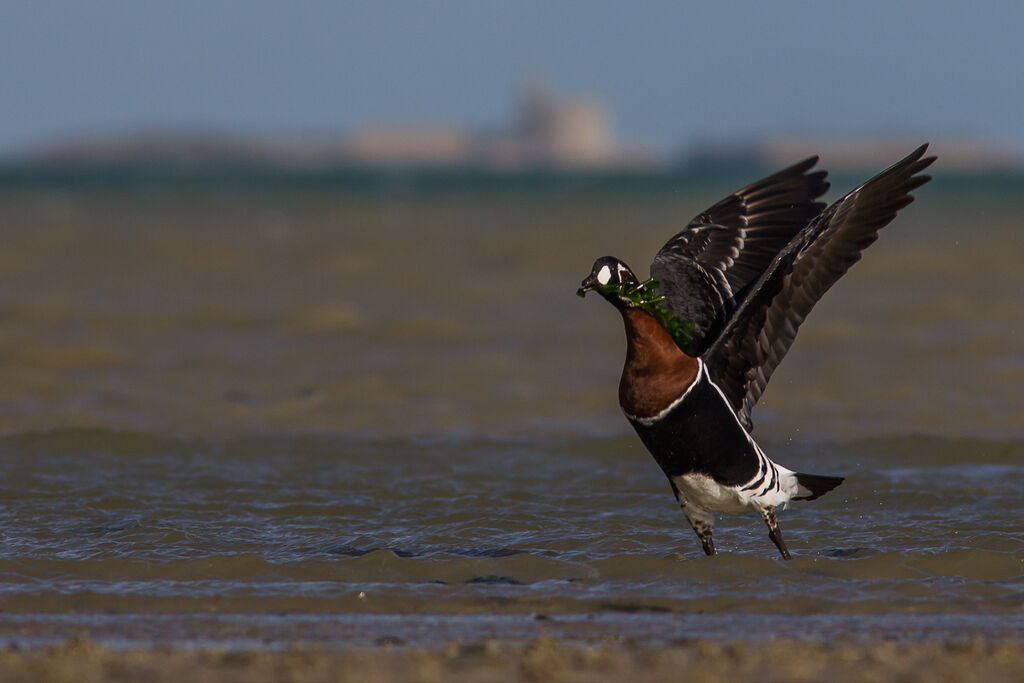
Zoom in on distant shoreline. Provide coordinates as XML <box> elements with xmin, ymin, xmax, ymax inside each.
<box><xmin>2</xmin><ymin>160</ymin><xmax>1022</xmax><ymax>192</ymax></box>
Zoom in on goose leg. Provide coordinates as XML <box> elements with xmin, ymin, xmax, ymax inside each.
<box><xmin>671</xmin><ymin>482</ymin><xmax>717</xmax><ymax>556</ymax></box>
<box><xmin>759</xmin><ymin>507</ymin><xmax>792</xmax><ymax>559</ymax></box>
<box><xmin>694</xmin><ymin>523</ymin><xmax>716</xmax><ymax>556</ymax></box>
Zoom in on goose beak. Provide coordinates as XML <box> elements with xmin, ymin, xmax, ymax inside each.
<box><xmin>577</xmin><ymin>273</ymin><xmax>599</xmax><ymax>298</ymax></box>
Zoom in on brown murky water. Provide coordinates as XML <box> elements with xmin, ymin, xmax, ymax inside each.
<box><xmin>0</xmin><ymin>168</ymin><xmax>1022</xmax><ymax>648</ymax></box>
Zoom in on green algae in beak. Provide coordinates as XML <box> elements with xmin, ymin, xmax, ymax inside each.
<box><xmin>580</xmin><ymin>278</ymin><xmax>695</xmax><ymax>352</ymax></box>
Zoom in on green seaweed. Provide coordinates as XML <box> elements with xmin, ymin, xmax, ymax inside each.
<box><xmin>578</xmin><ymin>278</ymin><xmax>694</xmax><ymax>351</ymax></box>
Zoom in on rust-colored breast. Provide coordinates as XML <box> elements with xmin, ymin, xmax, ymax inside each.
<box><xmin>618</xmin><ymin>308</ymin><xmax>700</xmax><ymax>419</ymax></box>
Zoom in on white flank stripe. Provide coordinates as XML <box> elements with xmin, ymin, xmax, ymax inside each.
<box><xmin>625</xmin><ymin>356</ymin><xmax>799</xmax><ymax>509</ymax></box>
<box><xmin>704</xmin><ymin>370</ymin><xmax>796</xmax><ymax>504</ymax></box>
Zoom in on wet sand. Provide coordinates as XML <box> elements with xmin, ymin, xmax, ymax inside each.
<box><xmin>3</xmin><ymin>637</ymin><xmax>1023</xmax><ymax>683</ymax></box>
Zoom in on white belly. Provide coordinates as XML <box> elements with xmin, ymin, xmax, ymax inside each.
<box><xmin>671</xmin><ymin>472</ymin><xmax>752</xmax><ymax>515</ymax></box>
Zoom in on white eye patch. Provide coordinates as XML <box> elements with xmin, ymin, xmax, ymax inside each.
<box><xmin>597</xmin><ymin>265</ymin><xmax>612</xmax><ymax>285</ymax></box>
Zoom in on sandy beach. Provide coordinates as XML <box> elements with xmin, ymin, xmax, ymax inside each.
<box><xmin>2</xmin><ymin>637</ymin><xmax>1022</xmax><ymax>683</ymax></box>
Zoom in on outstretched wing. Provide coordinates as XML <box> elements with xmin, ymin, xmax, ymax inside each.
<box><xmin>650</xmin><ymin>157</ymin><xmax>830</xmax><ymax>354</ymax></box>
<box><xmin>704</xmin><ymin>144</ymin><xmax>936</xmax><ymax>431</ymax></box>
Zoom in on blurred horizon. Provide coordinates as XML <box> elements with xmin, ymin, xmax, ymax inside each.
<box><xmin>3</xmin><ymin>2</ymin><xmax>1024</xmax><ymax>168</ymax></box>
<box><xmin>4</xmin><ymin>76</ymin><xmax>1020</xmax><ymax>174</ymax></box>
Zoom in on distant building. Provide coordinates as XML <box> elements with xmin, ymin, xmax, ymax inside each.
<box><xmin>342</xmin><ymin>79</ymin><xmax>656</xmax><ymax>170</ymax></box>
<box><xmin>496</xmin><ymin>79</ymin><xmax>616</xmax><ymax>166</ymax></box>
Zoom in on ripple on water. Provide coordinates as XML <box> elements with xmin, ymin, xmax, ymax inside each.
<box><xmin>0</xmin><ymin>429</ymin><xmax>1021</xmax><ymax>626</ymax></box>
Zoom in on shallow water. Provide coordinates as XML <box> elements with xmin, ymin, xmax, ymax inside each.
<box><xmin>0</xmin><ymin>168</ymin><xmax>1022</xmax><ymax>646</ymax></box>
<box><xmin>1</xmin><ymin>430</ymin><xmax>1021</xmax><ymax>645</ymax></box>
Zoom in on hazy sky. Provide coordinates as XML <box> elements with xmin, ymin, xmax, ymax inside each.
<box><xmin>2</xmin><ymin>1</ymin><xmax>1021</xmax><ymax>154</ymax></box>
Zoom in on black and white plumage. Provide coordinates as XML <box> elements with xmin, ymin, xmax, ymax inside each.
<box><xmin>579</xmin><ymin>145</ymin><xmax>935</xmax><ymax>558</ymax></box>
<box><xmin>705</xmin><ymin>146</ymin><xmax>935</xmax><ymax>431</ymax></box>
<box><xmin>651</xmin><ymin>156</ymin><xmax>830</xmax><ymax>356</ymax></box>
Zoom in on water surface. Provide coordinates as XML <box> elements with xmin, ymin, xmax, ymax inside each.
<box><xmin>0</xmin><ymin>169</ymin><xmax>1021</xmax><ymax>646</ymax></box>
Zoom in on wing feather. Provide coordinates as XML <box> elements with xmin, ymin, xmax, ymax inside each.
<box><xmin>650</xmin><ymin>157</ymin><xmax>830</xmax><ymax>354</ymax></box>
<box><xmin>704</xmin><ymin>145</ymin><xmax>936</xmax><ymax>430</ymax></box>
